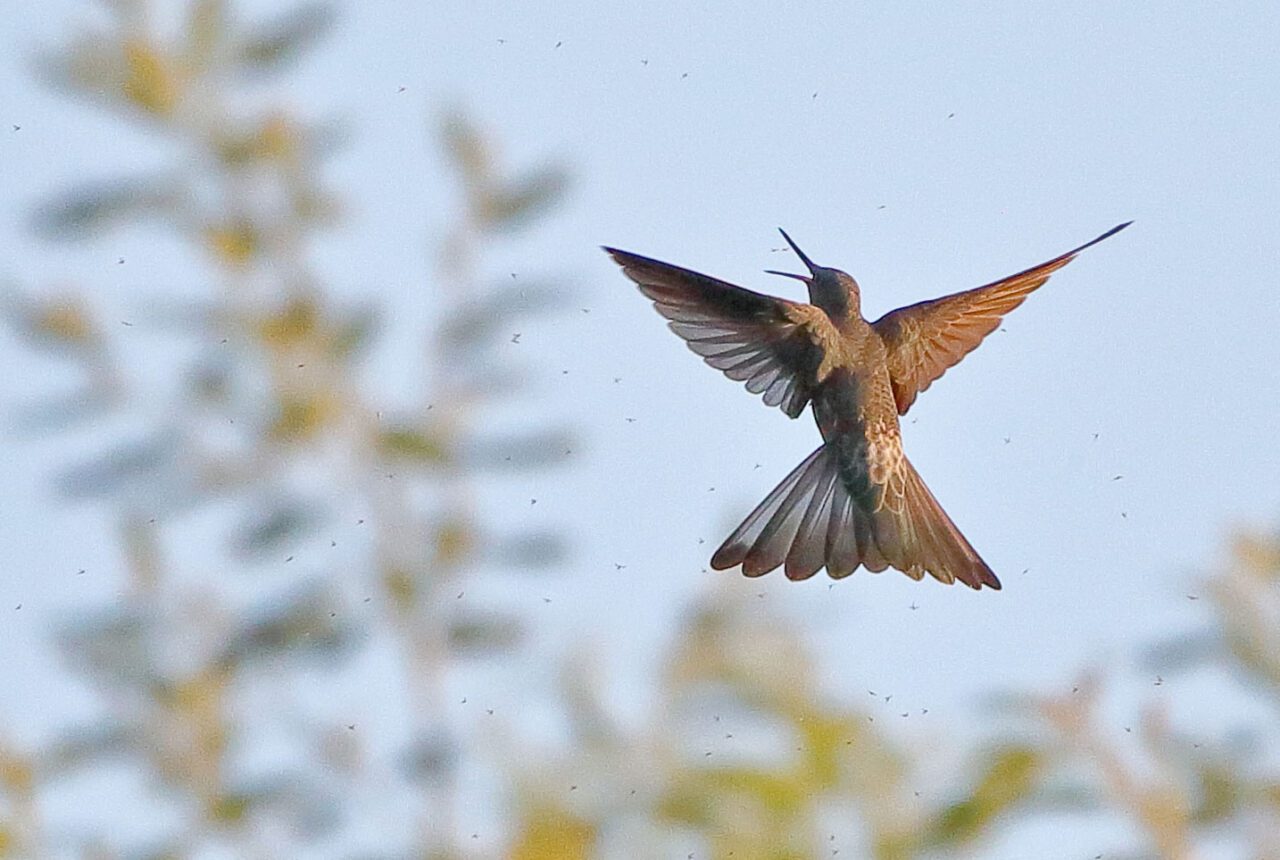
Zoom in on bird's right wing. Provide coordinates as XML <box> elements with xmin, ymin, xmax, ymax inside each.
<box><xmin>872</xmin><ymin>222</ymin><xmax>1131</xmax><ymax>414</ymax></box>
<box><xmin>604</xmin><ymin>247</ymin><xmax>835</xmax><ymax>418</ymax></box>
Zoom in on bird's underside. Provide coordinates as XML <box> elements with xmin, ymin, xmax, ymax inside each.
<box><xmin>604</xmin><ymin>222</ymin><xmax>1130</xmax><ymax>589</ymax></box>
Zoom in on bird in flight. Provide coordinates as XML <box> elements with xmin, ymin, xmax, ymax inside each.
<box><xmin>604</xmin><ymin>222</ymin><xmax>1130</xmax><ymax>589</ymax></box>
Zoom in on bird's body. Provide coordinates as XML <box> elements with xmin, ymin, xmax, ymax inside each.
<box><xmin>605</xmin><ymin>222</ymin><xmax>1129</xmax><ymax>590</ymax></box>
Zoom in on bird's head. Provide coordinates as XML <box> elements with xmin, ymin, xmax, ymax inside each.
<box><xmin>767</xmin><ymin>229</ymin><xmax>860</xmax><ymax>320</ymax></box>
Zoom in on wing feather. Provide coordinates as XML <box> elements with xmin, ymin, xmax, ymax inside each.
<box><xmin>604</xmin><ymin>247</ymin><xmax>832</xmax><ymax>418</ymax></box>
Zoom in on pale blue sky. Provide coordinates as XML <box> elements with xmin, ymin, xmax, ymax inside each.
<box><xmin>3</xmin><ymin>1</ymin><xmax>1279</xmax><ymax>856</ymax></box>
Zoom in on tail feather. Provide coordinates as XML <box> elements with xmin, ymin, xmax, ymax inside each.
<box><xmin>824</xmin><ymin>482</ymin><xmax>860</xmax><ymax>578</ymax></box>
<box><xmin>711</xmin><ymin>444</ymin><xmax>1001</xmax><ymax>590</ymax></box>
<box><xmin>711</xmin><ymin>446</ymin><xmax>823</xmax><ymax>576</ymax></box>
<box><xmin>785</xmin><ymin>464</ymin><xmax>839</xmax><ymax>580</ymax></box>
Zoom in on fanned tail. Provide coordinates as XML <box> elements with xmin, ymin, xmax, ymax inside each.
<box><xmin>710</xmin><ymin>445</ymin><xmax>1001</xmax><ymax>590</ymax></box>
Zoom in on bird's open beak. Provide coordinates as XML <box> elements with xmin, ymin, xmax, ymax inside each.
<box><xmin>765</xmin><ymin>269</ymin><xmax>810</xmax><ymax>282</ymax></box>
<box><xmin>778</xmin><ymin>228</ymin><xmax>818</xmax><ymax>274</ymax></box>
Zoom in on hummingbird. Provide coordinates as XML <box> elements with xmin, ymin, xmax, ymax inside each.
<box><xmin>604</xmin><ymin>221</ymin><xmax>1130</xmax><ymax>589</ymax></box>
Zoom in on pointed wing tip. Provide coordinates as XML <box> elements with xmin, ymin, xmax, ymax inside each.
<box><xmin>976</xmin><ymin>566</ymin><xmax>1002</xmax><ymax>590</ymax></box>
<box><xmin>1080</xmin><ymin>221</ymin><xmax>1134</xmax><ymax>251</ymax></box>
<box><xmin>972</xmin><ymin>572</ymin><xmax>1002</xmax><ymax>591</ymax></box>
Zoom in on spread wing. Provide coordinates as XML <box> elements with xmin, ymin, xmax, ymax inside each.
<box><xmin>873</xmin><ymin>222</ymin><xmax>1131</xmax><ymax>414</ymax></box>
<box><xmin>604</xmin><ymin>247</ymin><xmax>831</xmax><ymax>418</ymax></box>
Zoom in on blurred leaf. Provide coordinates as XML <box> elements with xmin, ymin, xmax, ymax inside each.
<box><xmin>207</xmin><ymin>792</ymin><xmax>252</xmax><ymax>824</ymax></box>
<box><xmin>400</xmin><ymin>732</ymin><xmax>457</xmax><ymax>784</ymax></box>
<box><xmin>383</xmin><ymin>566</ymin><xmax>418</xmax><ymax>610</ymax></box>
<box><xmin>58</xmin><ymin>606</ymin><xmax>154</xmax><ymax>688</ymax></box>
<box><xmin>377</xmin><ymin>427</ymin><xmax>447</xmax><ymax>463</ymax></box>
<box><xmin>29</xmin><ymin>301</ymin><xmax>95</xmax><ymax>345</ymax></box>
<box><xmin>654</xmin><ymin>779</ymin><xmax>714</xmax><ymax>827</ymax></box>
<box><xmin>187</xmin><ymin>359</ymin><xmax>233</xmax><ymax>403</ymax></box>
<box><xmin>494</xmin><ymin>531</ymin><xmax>567</xmax><ymax>568</ymax></box>
<box><xmin>204</xmin><ymin>219</ymin><xmax>260</xmax><ymax>267</ymax></box>
<box><xmin>235</xmin><ymin>3</ymin><xmax>334</xmax><ymax>75</ymax></box>
<box><xmin>433</xmin><ymin>519</ymin><xmax>475</xmax><ymax>567</ymax></box>
<box><xmin>1192</xmin><ymin>761</ymin><xmax>1242</xmax><ymax>824</ymax></box>
<box><xmin>0</xmin><ymin>752</ymin><xmax>34</xmax><ymax>795</ymax></box>
<box><xmin>224</xmin><ymin>774</ymin><xmax>343</xmax><ymax>838</ymax></box>
<box><xmin>131</xmin><ymin>846</ymin><xmax>185</xmax><ymax>860</ymax></box>
<box><xmin>476</xmin><ymin>167</ymin><xmax>568</xmax><ymax>232</ymax></box>
<box><xmin>442</xmin><ymin>112</ymin><xmax>567</xmax><ymax>232</ymax></box>
<box><xmin>121</xmin><ymin>512</ymin><xmax>164</xmax><ymax>592</ymax></box>
<box><xmin>185</xmin><ymin>0</ymin><xmax>229</xmax><ymax>72</ymax></box>
<box><xmin>122</xmin><ymin>40</ymin><xmax>178</xmax><ymax>115</ymax></box>
<box><xmin>928</xmin><ymin>745</ymin><xmax>1043</xmax><ymax>846</ymax></box>
<box><xmin>510</xmin><ymin>807</ymin><xmax>595</xmax><ymax>860</ymax></box>
<box><xmin>217</xmin><ymin>585</ymin><xmax>354</xmax><ymax>669</ymax></box>
<box><xmin>706</xmin><ymin>768</ymin><xmax>808</xmax><ymax>816</ymax></box>
<box><xmin>258</xmin><ymin>296</ymin><xmax>319</xmax><ymax>345</ymax></box>
<box><xmin>32</xmin><ymin>176</ymin><xmax>181</xmax><ymax>239</ymax></box>
<box><xmin>231</xmin><ymin>500</ymin><xmax>321</xmax><ymax>558</ymax></box>
<box><xmin>441</xmin><ymin>112</ymin><xmax>493</xmax><ymax>188</ymax></box>
<box><xmin>289</xmin><ymin>187</ymin><xmax>342</xmax><ymax>226</ymax></box>
<box><xmin>448</xmin><ymin>613</ymin><xmax>525</xmax><ymax>656</ymax></box>
<box><xmin>0</xmin><ymin>288</ymin><xmax>102</xmax><ymax>360</ymax></box>
<box><xmin>214</xmin><ymin>114</ymin><xmax>296</xmax><ymax>166</ymax></box>
<box><xmin>327</xmin><ymin>303</ymin><xmax>378</xmax><ymax>360</ymax></box>
<box><xmin>54</xmin><ymin>433</ymin><xmax>179</xmax><ymax>500</ymax></box>
<box><xmin>795</xmin><ymin>711</ymin><xmax>852</xmax><ymax>791</ymax></box>
<box><xmin>1234</xmin><ymin>532</ymin><xmax>1280</xmax><ymax>579</ymax></box>
<box><xmin>44</xmin><ymin>723</ymin><xmax>138</xmax><ymax>777</ymax></box>
<box><xmin>269</xmin><ymin>393</ymin><xmax>335</xmax><ymax>441</ymax></box>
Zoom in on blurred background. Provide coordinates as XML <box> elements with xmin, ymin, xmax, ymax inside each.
<box><xmin>2</xmin><ymin>1</ymin><xmax>1279</xmax><ymax>858</ymax></box>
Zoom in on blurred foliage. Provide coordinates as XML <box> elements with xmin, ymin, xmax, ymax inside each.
<box><xmin>5</xmin><ymin>1</ymin><xmax>572</xmax><ymax>856</ymax></box>
<box><xmin>4</xmin><ymin>2</ymin><xmax>1280</xmax><ymax>859</ymax></box>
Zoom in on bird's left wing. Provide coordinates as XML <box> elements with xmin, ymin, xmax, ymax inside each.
<box><xmin>604</xmin><ymin>247</ymin><xmax>832</xmax><ymax>418</ymax></box>
<box><xmin>872</xmin><ymin>222</ymin><xmax>1131</xmax><ymax>414</ymax></box>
